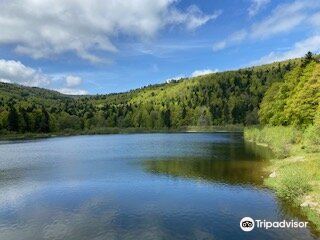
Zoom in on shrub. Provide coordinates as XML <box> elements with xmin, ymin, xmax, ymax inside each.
<box><xmin>276</xmin><ymin>168</ymin><xmax>311</xmax><ymax>201</ymax></box>
<box><xmin>303</xmin><ymin>125</ymin><xmax>320</xmax><ymax>153</ymax></box>
<box><xmin>243</xmin><ymin>127</ymin><xmax>261</xmax><ymax>142</ymax></box>
<box><xmin>265</xmin><ymin>126</ymin><xmax>300</xmax><ymax>158</ymax></box>
<box><xmin>303</xmin><ymin>109</ymin><xmax>320</xmax><ymax>153</ymax></box>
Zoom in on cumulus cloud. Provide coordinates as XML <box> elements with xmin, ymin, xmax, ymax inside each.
<box><xmin>0</xmin><ymin>79</ymin><xmax>12</xmax><ymax>84</ymax></box>
<box><xmin>252</xmin><ymin>35</ymin><xmax>320</xmax><ymax>65</ymax></box>
<box><xmin>55</xmin><ymin>88</ymin><xmax>88</xmax><ymax>95</ymax></box>
<box><xmin>191</xmin><ymin>69</ymin><xmax>218</xmax><ymax>77</ymax></box>
<box><xmin>165</xmin><ymin>74</ymin><xmax>186</xmax><ymax>83</ymax></box>
<box><xmin>0</xmin><ymin>59</ymin><xmax>87</xmax><ymax>95</ymax></box>
<box><xmin>0</xmin><ymin>0</ymin><xmax>220</xmax><ymax>62</ymax></box>
<box><xmin>248</xmin><ymin>0</ymin><xmax>270</xmax><ymax>17</ymax></box>
<box><xmin>165</xmin><ymin>68</ymin><xmax>218</xmax><ymax>83</ymax></box>
<box><xmin>65</xmin><ymin>75</ymin><xmax>82</xmax><ymax>88</ymax></box>
<box><xmin>54</xmin><ymin>75</ymin><xmax>87</xmax><ymax>95</ymax></box>
<box><xmin>0</xmin><ymin>59</ymin><xmax>50</xmax><ymax>87</ymax></box>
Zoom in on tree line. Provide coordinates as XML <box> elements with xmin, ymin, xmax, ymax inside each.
<box><xmin>0</xmin><ymin>58</ymin><xmax>303</xmax><ymax>134</ymax></box>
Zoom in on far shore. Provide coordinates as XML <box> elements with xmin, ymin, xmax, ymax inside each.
<box><xmin>0</xmin><ymin>125</ymin><xmax>244</xmax><ymax>141</ymax></box>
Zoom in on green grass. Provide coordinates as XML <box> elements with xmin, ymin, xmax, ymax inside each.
<box><xmin>244</xmin><ymin>126</ymin><xmax>320</xmax><ymax>231</ymax></box>
<box><xmin>265</xmin><ymin>157</ymin><xmax>313</xmax><ymax>201</ymax></box>
<box><xmin>244</xmin><ymin>126</ymin><xmax>301</xmax><ymax>158</ymax></box>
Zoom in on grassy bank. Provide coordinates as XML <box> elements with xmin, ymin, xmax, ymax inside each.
<box><xmin>0</xmin><ymin>125</ymin><xmax>244</xmax><ymax>141</ymax></box>
<box><xmin>244</xmin><ymin>126</ymin><xmax>320</xmax><ymax>231</ymax></box>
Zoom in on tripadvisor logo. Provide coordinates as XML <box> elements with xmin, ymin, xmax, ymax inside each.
<box><xmin>240</xmin><ymin>217</ymin><xmax>308</xmax><ymax>232</ymax></box>
<box><xmin>240</xmin><ymin>217</ymin><xmax>255</xmax><ymax>232</ymax></box>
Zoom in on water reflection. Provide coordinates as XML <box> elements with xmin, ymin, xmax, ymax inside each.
<box><xmin>0</xmin><ymin>133</ymin><xmax>318</xmax><ymax>240</ymax></box>
<box><xmin>144</xmin><ymin>157</ymin><xmax>269</xmax><ymax>186</ymax></box>
<box><xmin>144</xmin><ymin>141</ymin><xmax>273</xmax><ymax>187</ymax></box>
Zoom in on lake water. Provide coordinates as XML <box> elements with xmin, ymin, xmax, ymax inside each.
<box><xmin>0</xmin><ymin>133</ymin><xmax>318</xmax><ymax>240</ymax></box>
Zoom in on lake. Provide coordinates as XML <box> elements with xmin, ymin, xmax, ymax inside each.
<box><xmin>0</xmin><ymin>133</ymin><xmax>318</xmax><ymax>240</ymax></box>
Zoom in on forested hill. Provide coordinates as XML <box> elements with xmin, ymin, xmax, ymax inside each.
<box><xmin>259</xmin><ymin>58</ymin><xmax>320</xmax><ymax>128</ymax></box>
<box><xmin>0</xmin><ymin>56</ymin><xmax>313</xmax><ymax>134</ymax></box>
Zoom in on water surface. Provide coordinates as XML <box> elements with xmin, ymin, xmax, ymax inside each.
<box><xmin>0</xmin><ymin>133</ymin><xmax>318</xmax><ymax>239</ymax></box>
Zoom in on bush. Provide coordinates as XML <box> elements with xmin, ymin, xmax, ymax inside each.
<box><xmin>243</xmin><ymin>127</ymin><xmax>261</xmax><ymax>142</ymax></box>
<box><xmin>303</xmin><ymin>109</ymin><xmax>320</xmax><ymax>152</ymax></box>
<box><xmin>276</xmin><ymin>168</ymin><xmax>311</xmax><ymax>201</ymax></box>
<box><xmin>303</xmin><ymin>125</ymin><xmax>320</xmax><ymax>152</ymax></box>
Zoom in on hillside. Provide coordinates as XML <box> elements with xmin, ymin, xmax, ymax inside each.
<box><xmin>259</xmin><ymin>60</ymin><xmax>320</xmax><ymax>127</ymax></box>
<box><xmin>0</xmin><ymin>57</ymin><xmax>308</xmax><ymax>134</ymax></box>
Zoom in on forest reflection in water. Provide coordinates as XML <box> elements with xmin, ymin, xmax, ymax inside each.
<box><xmin>144</xmin><ymin>141</ymin><xmax>274</xmax><ymax>187</ymax></box>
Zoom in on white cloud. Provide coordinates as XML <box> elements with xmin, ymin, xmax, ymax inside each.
<box><xmin>0</xmin><ymin>59</ymin><xmax>50</xmax><ymax>87</ymax></box>
<box><xmin>0</xmin><ymin>58</ymin><xmax>87</xmax><ymax>94</ymax></box>
<box><xmin>168</xmin><ymin>5</ymin><xmax>221</xmax><ymax>30</ymax></box>
<box><xmin>191</xmin><ymin>69</ymin><xmax>218</xmax><ymax>77</ymax></box>
<box><xmin>309</xmin><ymin>12</ymin><xmax>320</xmax><ymax>26</ymax></box>
<box><xmin>132</xmin><ymin>41</ymin><xmax>211</xmax><ymax>58</ymax></box>
<box><xmin>250</xmin><ymin>1</ymin><xmax>315</xmax><ymax>39</ymax></box>
<box><xmin>0</xmin><ymin>0</ymin><xmax>220</xmax><ymax>62</ymax></box>
<box><xmin>248</xmin><ymin>0</ymin><xmax>270</xmax><ymax>17</ymax></box>
<box><xmin>165</xmin><ymin>74</ymin><xmax>186</xmax><ymax>83</ymax></box>
<box><xmin>213</xmin><ymin>30</ymin><xmax>247</xmax><ymax>51</ymax></box>
<box><xmin>252</xmin><ymin>35</ymin><xmax>320</xmax><ymax>65</ymax></box>
<box><xmin>212</xmin><ymin>41</ymin><xmax>227</xmax><ymax>52</ymax></box>
<box><xmin>65</xmin><ymin>75</ymin><xmax>82</xmax><ymax>87</ymax></box>
<box><xmin>55</xmin><ymin>88</ymin><xmax>88</xmax><ymax>95</ymax></box>
<box><xmin>58</xmin><ymin>75</ymin><xmax>86</xmax><ymax>94</ymax></box>
<box><xmin>165</xmin><ymin>68</ymin><xmax>218</xmax><ymax>83</ymax></box>
<box><xmin>213</xmin><ymin>0</ymin><xmax>320</xmax><ymax>52</ymax></box>
<box><xmin>0</xmin><ymin>79</ymin><xmax>12</xmax><ymax>84</ymax></box>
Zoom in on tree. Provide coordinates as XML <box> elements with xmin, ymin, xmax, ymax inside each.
<box><xmin>197</xmin><ymin>107</ymin><xmax>212</xmax><ymax>126</ymax></box>
<box><xmin>39</xmin><ymin>107</ymin><xmax>50</xmax><ymax>132</ymax></box>
<box><xmin>305</xmin><ymin>51</ymin><xmax>313</xmax><ymax>61</ymax></box>
<box><xmin>7</xmin><ymin>106</ymin><xmax>19</xmax><ymax>131</ymax></box>
<box><xmin>0</xmin><ymin>110</ymin><xmax>9</xmax><ymax>131</ymax></box>
<box><xmin>302</xmin><ymin>51</ymin><xmax>314</xmax><ymax>66</ymax></box>
<box><xmin>162</xmin><ymin>109</ymin><xmax>171</xmax><ymax>128</ymax></box>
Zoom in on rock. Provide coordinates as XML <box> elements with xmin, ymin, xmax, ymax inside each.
<box><xmin>289</xmin><ymin>156</ymin><xmax>305</xmax><ymax>162</ymax></box>
<box><xmin>269</xmin><ymin>171</ymin><xmax>277</xmax><ymax>178</ymax></box>
<box><xmin>301</xmin><ymin>200</ymin><xmax>318</xmax><ymax>208</ymax></box>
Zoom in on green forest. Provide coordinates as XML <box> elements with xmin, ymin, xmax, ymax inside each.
<box><xmin>0</xmin><ymin>53</ymin><xmax>318</xmax><ymax>134</ymax></box>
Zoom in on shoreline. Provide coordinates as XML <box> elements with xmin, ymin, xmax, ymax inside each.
<box><xmin>264</xmin><ymin>153</ymin><xmax>320</xmax><ymax>232</ymax></box>
<box><xmin>0</xmin><ymin>125</ymin><xmax>244</xmax><ymax>141</ymax></box>
<box><xmin>244</xmin><ymin>127</ymin><xmax>320</xmax><ymax>232</ymax></box>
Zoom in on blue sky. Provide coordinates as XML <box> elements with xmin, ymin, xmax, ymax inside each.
<box><xmin>0</xmin><ymin>0</ymin><xmax>320</xmax><ymax>94</ymax></box>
